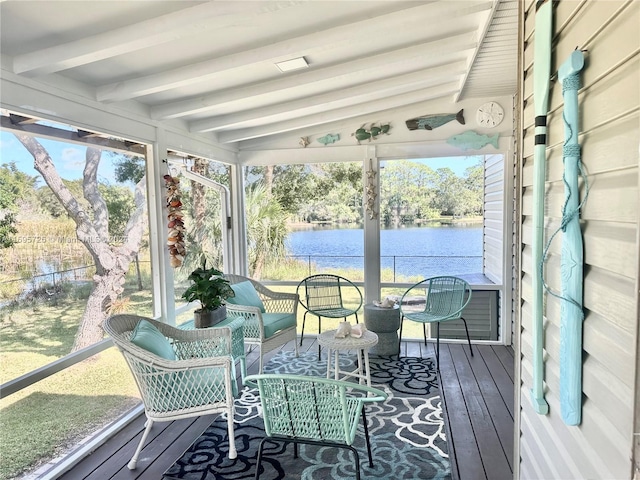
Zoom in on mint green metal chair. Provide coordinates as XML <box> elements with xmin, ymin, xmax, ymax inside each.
<box><xmin>297</xmin><ymin>274</ymin><xmax>363</xmax><ymax>357</ymax></box>
<box><xmin>245</xmin><ymin>374</ymin><xmax>387</xmax><ymax>480</ymax></box>
<box><xmin>399</xmin><ymin>276</ymin><xmax>473</xmax><ymax>366</ymax></box>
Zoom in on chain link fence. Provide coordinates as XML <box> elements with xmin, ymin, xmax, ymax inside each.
<box><xmin>287</xmin><ymin>255</ymin><xmax>482</xmax><ymax>281</ymax></box>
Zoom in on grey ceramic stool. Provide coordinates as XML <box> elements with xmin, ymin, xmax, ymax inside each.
<box><xmin>363</xmin><ymin>303</ymin><xmax>401</xmax><ymax>355</ymax></box>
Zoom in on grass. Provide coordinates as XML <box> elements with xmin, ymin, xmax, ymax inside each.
<box><xmin>0</xmin><ymin>273</ymin><xmax>153</xmax><ymax>479</ymax></box>
<box><xmin>0</xmin><ymin>350</ymin><xmax>140</xmax><ymax>480</ymax></box>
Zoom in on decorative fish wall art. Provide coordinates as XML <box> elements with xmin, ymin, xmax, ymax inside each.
<box><xmin>317</xmin><ymin>133</ymin><xmax>340</xmax><ymax>145</ymax></box>
<box><xmin>446</xmin><ymin>131</ymin><xmax>499</xmax><ymax>151</ymax></box>
<box><xmin>405</xmin><ymin>109</ymin><xmax>465</xmax><ymax>131</ymax></box>
<box><xmin>351</xmin><ymin>122</ymin><xmax>391</xmax><ymax>144</ymax></box>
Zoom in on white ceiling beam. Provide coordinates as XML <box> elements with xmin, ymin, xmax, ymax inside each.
<box><xmin>151</xmin><ymin>30</ymin><xmax>478</xmax><ymax>120</ymax></box>
<box><xmin>190</xmin><ymin>61</ymin><xmax>468</xmax><ymax>133</ymax></box>
<box><xmin>217</xmin><ymin>82</ymin><xmax>460</xmax><ymax>143</ymax></box>
<box><xmin>0</xmin><ymin>115</ymin><xmax>145</xmax><ymax>155</ymax></box>
<box><xmin>13</xmin><ymin>1</ymin><xmax>308</xmax><ymax>77</ymax></box>
<box><xmin>96</xmin><ymin>1</ymin><xmax>488</xmax><ymax>102</ymax></box>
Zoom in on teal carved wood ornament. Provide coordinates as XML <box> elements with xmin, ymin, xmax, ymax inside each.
<box><xmin>351</xmin><ymin>122</ymin><xmax>391</xmax><ymax>144</ymax></box>
<box><xmin>446</xmin><ymin>131</ymin><xmax>499</xmax><ymax>151</ymax></box>
<box><xmin>531</xmin><ymin>0</ymin><xmax>553</xmax><ymax>416</ymax></box>
<box><xmin>405</xmin><ymin>109</ymin><xmax>464</xmax><ymax>130</ymax></box>
<box><xmin>542</xmin><ymin>49</ymin><xmax>587</xmax><ymax>426</ymax></box>
<box><xmin>317</xmin><ymin>133</ymin><xmax>340</xmax><ymax>145</ymax></box>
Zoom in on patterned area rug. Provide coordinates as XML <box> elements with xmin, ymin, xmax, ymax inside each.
<box><xmin>163</xmin><ymin>351</ymin><xmax>451</xmax><ymax>480</ymax></box>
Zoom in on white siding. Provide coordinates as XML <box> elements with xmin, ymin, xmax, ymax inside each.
<box><xmin>484</xmin><ymin>153</ymin><xmax>505</xmax><ymax>284</ymax></box>
<box><xmin>517</xmin><ymin>0</ymin><xmax>639</xmax><ymax>478</ymax></box>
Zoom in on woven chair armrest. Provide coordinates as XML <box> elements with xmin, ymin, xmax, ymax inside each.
<box><xmin>262</xmin><ymin>296</ymin><xmax>298</xmax><ymax>314</ymax></box>
<box><xmin>131</xmin><ymin>353</ymin><xmax>232</xmax><ymax>371</ymax></box>
<box><xmin>174</xmin><ymin>318</ymin><xmax>243</xmax><ymax>358</ymax></box>
<box><xmin>148</xmin><ymin>320</ymin><xmax>227</xmax><ymax>342</ymax></box>
<box><xmin>261</xmin><ymin>290</ymin><xmax>298</xmax><ymax>301</ymax></box>
<box><xmin>227</xmin><ymin>303</ymin><xmax>262</xmax><ymax>317</ymax></box>
<box><xmin>251</xmin><ymin>282</ymin><xmax>290</xmax><ymax>298</ymax></box>
<box><xmin>169</xmin><ymin>355</ymin><xmax>232</xmax><ymax>370</ymax></box>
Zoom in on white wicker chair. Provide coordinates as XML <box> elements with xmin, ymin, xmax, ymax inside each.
<box><xmin>224</xmin><ymin>274</ymin><xmax>299</xmax><ymax>373</ymax></box>
<box><xmin>103</xmin><ymin>314</ymin><xmax>240</xmax><ymax>469</ymax></box>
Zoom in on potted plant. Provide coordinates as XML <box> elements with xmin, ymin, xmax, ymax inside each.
<box><xmin>182</xmin><ymin>262</ymin><xmax>235</xmax><ymax>328</ymax></box>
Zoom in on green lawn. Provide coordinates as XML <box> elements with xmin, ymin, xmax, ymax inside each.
<box><xmin>0</xmin><ymin>282</ymin><xmax>150</xmax><ymax>479</ymax></box>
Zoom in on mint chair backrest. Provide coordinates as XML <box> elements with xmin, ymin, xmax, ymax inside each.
<box><xmin>245</xmin><ymin>374</ymin><xmax>386</xmax><ymax>445</ymax></box>
<box><xmin>303</xmin><ymin>274</ymin><xmax>344</xmax><ymax>311</ymax></box>
<box><xmin>299</xmin><ymin>274</ymin><xmax>363</xmax><ymax>313</ymax></box>
<box><xmin>425</xmin><ymin>276</ymin><xmax>472</xmax><ymax>320</ymax></box>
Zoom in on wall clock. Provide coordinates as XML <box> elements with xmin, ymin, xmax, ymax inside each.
<box><xmin>476</xmin><ymin>101</ymin><xmax>504</xmax><ymax>128</ymax></box>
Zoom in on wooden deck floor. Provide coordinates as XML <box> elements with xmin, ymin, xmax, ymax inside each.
<box><xmin>57</xmin><ymin>338</ymin><xmax>514</xmax><ymax>480</ymax></box>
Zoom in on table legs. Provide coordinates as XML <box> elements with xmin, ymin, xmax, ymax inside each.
<box><xmin>325</xmin><ymin>348</ymin><xmax>372</xmax><ymax>386</ymax></box>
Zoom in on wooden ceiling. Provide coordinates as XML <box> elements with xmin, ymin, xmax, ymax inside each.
<box><xmin>0</xmin><ymin>1</ymin><xmax>519</xmax><ymax>149</ymax></box>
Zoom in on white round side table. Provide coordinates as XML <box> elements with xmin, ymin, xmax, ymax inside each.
<box><xmin>317</xmin><ymin>329</ymin><xmax>379</xmax><ymax>387</ymax></box>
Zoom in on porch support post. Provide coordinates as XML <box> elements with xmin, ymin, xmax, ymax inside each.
<box><xmin>148</xmin><ymin>128</ymin><xmax>177</xmax><ymax>324</ymax></box>
<box><xmin>363</xmin><ymin>145</ymin><xmax>380</xmax><ymax>304</ymax></box>
<box><xmin>229</xmin><ymin>161</ymin><xmax>248</xmax><ymax>275</ymax></box>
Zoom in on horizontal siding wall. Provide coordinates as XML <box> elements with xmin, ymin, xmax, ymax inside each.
<box><xmin>484</xmin><ymin>154</ymin><xmax>505</xmax><ymax>284</ymax></box>
<box><xmin>439</xmin><ymin>290</ymin><xmax>499</xmax><ymax>341</ymax></box>
<box><xmin>518</xmin><ymin>0</ymin><xmax>639</xmax><ymax>479</ymax></box>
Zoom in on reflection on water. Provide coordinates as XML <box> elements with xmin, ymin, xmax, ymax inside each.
<box><xmin>286</xmin><ymin>224</ymin><xmax>482</xmax><ymax>278</ymax></box>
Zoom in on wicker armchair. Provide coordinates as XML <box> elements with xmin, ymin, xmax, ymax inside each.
<box><xmin>103</xmin><ymin>314</ymin><xmax>240</xmax><ymax>469</ymax></box>
<box><xmin>245</xmin><ymin>373</ymin><xmax>387</xmax><ymax>480</ymax></box>
<box><xmin>224</xmin><ymin>274</ymin><xmax>299</xmax><ymax>373</ymax></box>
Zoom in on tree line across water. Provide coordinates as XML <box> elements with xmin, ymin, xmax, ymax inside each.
<box><xmin>247</xmin><ymin>160</ymin><xmax>483</xmax><ymax>226</ymax></box>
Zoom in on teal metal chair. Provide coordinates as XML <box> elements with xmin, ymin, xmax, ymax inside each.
<box><xmin>296</xmin><ymin>274</ymin><xmax>363</xmax><ymax>356</ymax></box>
<box><xmin>399</xmin><ymin>276</ymin><xmax>473</xmax><ymax>366</ymax></box>
<box><xmin>245</xmin><ymin>374</ymin><xmax>387</xmax><ymax>480</ymax></box>
<box><xmin>103</xmin><ymin>314</ymin><xmax>240</xmax><ymax>469</ymax></box>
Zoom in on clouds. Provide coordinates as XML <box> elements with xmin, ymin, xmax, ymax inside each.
<box><xmin>0</xmin><ymin>132</ymin><xmax>116</xmax><ymax>183</ymax></box>
<box><xmin>59</xmin><ymin>146</ymin><xmax>85</xmax><ymax>177</ymax></box>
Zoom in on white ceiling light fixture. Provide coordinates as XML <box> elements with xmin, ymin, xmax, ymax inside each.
<box><xmin>275</xmin><ymin>56</ymin><xmax>309</xmax><ymax>72</ymax></box>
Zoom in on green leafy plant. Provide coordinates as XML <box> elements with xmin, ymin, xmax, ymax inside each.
<box><xmin>181</xmin><ymin>262</ymin><xmax>234</xmax><ymax>312</ymax></box>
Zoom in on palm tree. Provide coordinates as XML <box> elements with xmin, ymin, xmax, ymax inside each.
<box><xmin>245</xmin><ymin>183</ymin><xmax>288</xmax><ymax>279</ymax></box>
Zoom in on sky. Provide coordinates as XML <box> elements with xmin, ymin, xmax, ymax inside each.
<box><xmin>412</xmin><ymin>155</ymin><xmax>482</xmax><ymax>177</ymax></box>
<box><xmin>401</xmin><ymin>156</ymin><xmax>481</xmax><ymax>176</ymax></box>
<box><xmin>0</xmin><ymin>130</ymin><xmax>118</xmax><ymax>184</ymax></box>
<box><xmin>1</xmin><ymin>130</ymin><xmax>480</xmax><ymax>185</ymax></box>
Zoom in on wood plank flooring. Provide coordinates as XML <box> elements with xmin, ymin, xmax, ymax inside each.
<box><xmin>57</xmin><ymin>338</ymin><xmax>514</xmax><ymax>480</ymax></box>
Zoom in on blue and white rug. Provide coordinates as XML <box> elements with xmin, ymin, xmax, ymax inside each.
<box><xmin>163</xmin><ymin>351</ymin><xmax>451</xmax><ymax>480</ymax></box>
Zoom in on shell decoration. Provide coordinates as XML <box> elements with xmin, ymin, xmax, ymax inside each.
<box><xmin>164</xmin><ymin>174</ymin><xmax>186</xmax><ymax>267</ymax></box>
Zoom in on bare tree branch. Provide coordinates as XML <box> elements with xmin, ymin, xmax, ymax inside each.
<box><xmin>83</xmin><ymin>147</ymin><xmax>109</xmax><ymax>242</ymax></box>
<box><xmin>14</xmin><ymin>134</ymin><xmax>116</xmax><ymax>270</ymax></box>
<box><xmin>14</xmin><ymin>133</ymin><xmax>148</xmax><ymax>351</ymax></box>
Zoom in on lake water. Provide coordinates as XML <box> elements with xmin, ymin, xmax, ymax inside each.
<box><xmin>286</xmin><ymin>224</ymin><xmax>483</xmax><ymax>278</ymax></box>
